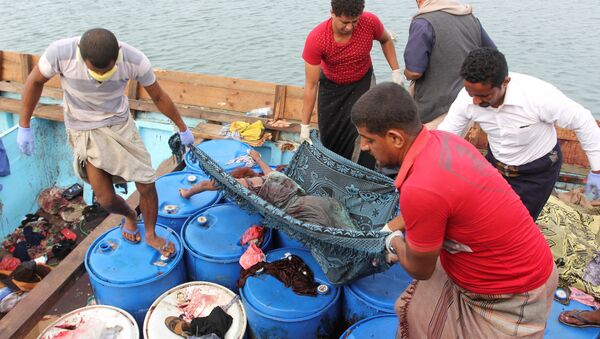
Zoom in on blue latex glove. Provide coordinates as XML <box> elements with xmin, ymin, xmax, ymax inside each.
<box><xmin>586</xmin><ymin>172</ymin><xmax>600</xmax><ymax>200</ymax></box>
<box><xmin>179</xmin><ymin>128</ymin><xmax>194</xmax><ymax>146</ymax></box>
<box><xmin>17</xmin><ymin>126</ymin><xmax>34</xmax><ymax>156</ymax></box>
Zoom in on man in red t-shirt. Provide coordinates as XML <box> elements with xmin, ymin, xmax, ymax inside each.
<box><xmin>300</xmin><ymin>0</ymin><xmax>401</xmax><ymax>169</ymax></box>
<box><xmin>351</xmin><ymin>83</ymin><xmax>557</xmax><ymax>338</ymax></box>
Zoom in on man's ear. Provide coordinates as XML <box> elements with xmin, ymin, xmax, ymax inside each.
<box><xmin>386</xmin><ymin>129</ymin><xmax>406</xmax><ymax>149</ymax></box>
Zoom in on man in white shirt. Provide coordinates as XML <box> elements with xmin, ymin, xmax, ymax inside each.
<box><xmin>439</xmin><ymin>47</ymin><xmax>600</xmax><ymax>220</ymax></box>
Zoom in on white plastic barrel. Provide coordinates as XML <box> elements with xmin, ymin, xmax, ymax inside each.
<box><xmin>38</xmin><ymin>305</ymin><xmax>138</xmax><ymax>339</ymax></box>
<box><xmin>143</xmin><ymin>281</ymin><xmax>246</xmax><ymax>339</ymax></box>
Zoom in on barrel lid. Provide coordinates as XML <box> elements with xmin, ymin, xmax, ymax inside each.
<box><xmin>156</xmin><ymin>171</ymin><xmax>221</xmax><ymax>218</ymax></box>
<box><xmin>143</xmin><ymin>281</ymin><xmax>246</xmax><ymax>339</ymax></box>
<box><xmin>185</xmin><ymin>139</ymin><xmax>252</xmax><ymax>173</ymax></box>
<box><xmin>348</xmin><ymin>264</ymin><xmax>412</xmax><ymax>311</ymax></box>
<box><xmin>341</xmin><ymin>314</ymin><xmax>398</xmax><ymax>338</ymax></box>
<box><xmin>38</xmin><ymin>305</ymin><xmax>139</xmax><ymax>339</ymax></box>
<box><xmin>182</xmin><ymin>204</ymin><xmax>263</xmax><ymax>260</ymax></box>
<box><xmin>241</xmin><ymin>248</ymin><xmax>339</xmax><ymax>320</ymax></box>
<box><xmin>85</xmin><ymin>224</ymin><xmax>182</xmax><ymax>285</ymax></box>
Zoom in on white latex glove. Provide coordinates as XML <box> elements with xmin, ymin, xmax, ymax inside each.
<box><xmin>586</xmin><ymin>171</ymin><xmax>600</xmax><ymax>200</ymax></box>
<box><xmin>178</xmin><ymin>128</ymin><xmax>195</xmax><ymax>146</ymax></box>
<box><xmin>385</xmin><ymin>231</ymin><xmax>404</xmax><ymax>255</ymax></box>
<box><xmin>391</xmin><ymin>69</ymin><xmax>404</xmax><ymax>86</ymax></box>
<box><xmin>300</xmin><ymin>124</ymin><xmax>312</xmax><ymax>145</ymax></box>
<box><xmin>17</xmin><ymin>126</ymin><xmax>35</xmax><ymax>156</ymax></box>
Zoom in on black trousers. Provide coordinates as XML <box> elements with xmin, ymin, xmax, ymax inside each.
<box><xmin>317</xmin><ymin>68</ymin><xmax>375</xmax><ymax>170</ymax></box>
<box><xmin>485</xmin><ymin>143</ymin><xmax>562</xmax><ymax>220</ymax></box>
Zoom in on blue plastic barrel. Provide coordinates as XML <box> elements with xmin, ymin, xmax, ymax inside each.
<box><xmin>185</xmin><ymin>139</ymin><xmax>252</xmax><ymax>173</ymax></box>
<box><xmin>181</xmin><ymin>203</ymin><xmax>272</xmax><ymax>291</ymax></box>
<box><xmin>85</xmin><ymin>223</ymin><xmax>186</xmax><ymax>326</ymax></box>
<box><xmin>343</xmin><ymin>264</ymin><xmax>413</xmax><ymax>325</ymax></box>
<box><xmin>156</xmin><ymin>171</ymin><xmax>221</xmax><ymax>233</ymax></box>
<box><xmin>241</xmin><ymin>247</ymin><xmax>342</xmax><ymax>338</ymax></box>
<box><xmin>340</xmin><ymin>314</ymin><xmax>398</xmax><ymax>338</ymax></box>
<box><xmin>274</xmin><ymin>229</ymin><xmax>305</xmax><ymax>249</ymax></box>
<box><xmin>545</xmin><ymin>300</ymin><xmax>600</xmax><ymax>338</ymax></box>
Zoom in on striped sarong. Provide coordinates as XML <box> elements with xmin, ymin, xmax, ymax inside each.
<box><xmin>396</xmin><ymin>262</ymin><xmax>558</xmax><ymax>338</ymax></box>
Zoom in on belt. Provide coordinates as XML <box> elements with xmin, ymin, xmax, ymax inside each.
<box><xmin>492</xmin><ymin>161</ymin><xmax>521</xmax><ymax>178</ymax></box>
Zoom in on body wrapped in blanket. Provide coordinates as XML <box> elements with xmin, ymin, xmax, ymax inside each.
<box><xmin>181</xmin><ymin>150</ymin><xmax>383</xmax><ymax>284</ymax></box>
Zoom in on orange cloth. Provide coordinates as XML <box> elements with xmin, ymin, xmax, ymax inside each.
<box><xmin>241</xmin><ymin>225</ymin><xmax>264</xmax><ymax>245</ymax></box>
<box><xmin>239</xmin><ymin>243</ymin><xmax>265</xmax><ymax>270</ymax></box>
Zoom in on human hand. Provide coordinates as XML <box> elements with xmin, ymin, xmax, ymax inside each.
<box><xmin>247</xmin><ymin>149</ymin><xmax>261</xmax><ymax>161</ymax></box>
<box><xmin>391</xmin><ymin>69</ymin><xmax>404</xmax><ymax>86</ymax></box>
<box><xmin>17</xmin><ymin>126</ymin><xmax>34</xmax><ymax>156</ymax></box>
<box><xmin>385</xmin><ymin>231</ymin><xmax>404</xmax><ymax>255</ymax></box>
<box><xmin>586</xmin><ymin>172</ymin><xmax>600</xmax><ymax>200</ymax></box>
<box><xmin>178</xmin><ymin>128</ymin><xmax>194</xmax><ymax>146</ymax></box>
<box><xmin>386</xmin><ymin>252</ymin><xmax>399</xmax><ymax>264</ymax></box>
<box><xmin>300</xmin><ymin>124</ymin><xmax>312</xmax><ymax>145</ymax></box>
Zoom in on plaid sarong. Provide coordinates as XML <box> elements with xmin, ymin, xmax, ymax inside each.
<box><xmin>396</xmin><ymin>261</ymin><xmax>558</xmax><ymax>338</ymax></box>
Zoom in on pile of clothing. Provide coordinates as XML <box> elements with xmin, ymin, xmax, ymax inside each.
<box><xmin>0</xmin><ymin>186</ymin><xmax>96</xmax><ymax>265</ymax></box>
<box><xmin>537</xmin><ymin>190</ymin><xmax>600</xmax><ymax>300</ymax></box>
<box><xmin>238</xmin><ymin>253</ymin><xmax>319</xmax><ymax>296</ymax></box>
<box><xmin>166</xmin><ymin>288</ymin><xmax>237</xmax><ymax>339</ymax></box>
<box><xmin>0</xmin><ymin>260</ymin><xmax>52</xmax><ymax>313</ymax></box>
<box><xmin>226</xmin><ymin>121</ymin><xmax>272</xmax><ymax>147</ymax></box>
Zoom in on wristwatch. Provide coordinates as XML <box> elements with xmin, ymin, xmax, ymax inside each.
<box><xmin>385</xmin><ymin>231</ymin><xmax>405</xmax><ymax>254</ymax></box>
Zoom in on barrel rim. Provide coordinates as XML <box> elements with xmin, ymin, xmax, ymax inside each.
<box><xmin>37</xmin><ymin>304</ymin><xmax>139</xmax><ymax>339</ymax></box>
<box><xmin>180</xmin><ymin>203</ymin><xmax>269</xmax><ymax>261</ymax></box>
<box><xmin>240</xmin><ymin>247</ymin><xmax>341</xmax><ymax>320</ymax></box>
<box><xmin>344</xmin><ymin>283</ymin><xmax>396</xmax><ymax>312</ymax></box>
<box><xmin>184</xmin><ymin>139</ymin><xmax>252</xmax><ymax>172</ymax></box>
<box><xmin>85</xmin><ymin>224</ymin><xmax>184</xmax><ymax>287</ymax></box>
<box><xmin>341</xmin><ymin>313</ymin><xmax>398</xmax><ymax>337</ymax></box>
<box><xmin>142</xmin><ymin>281</ymin><xmax>247</xmax><ymax>339</ymax></box>
<box><xmin>156</xmin><ymin>171</ymin><xmax>222</xmax><ymax>218</ymax></box>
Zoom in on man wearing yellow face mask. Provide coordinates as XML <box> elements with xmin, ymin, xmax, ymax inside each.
<box><xmin>18</xmin><ymin>28</ymin><xmax>195</xmax><ymax>259</ymax></box>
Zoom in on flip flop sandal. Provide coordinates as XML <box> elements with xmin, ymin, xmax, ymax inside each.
<box><xmin>158</xmin><ymin>239</ymin><xmax>176</xmax><ymax>260</ymax></box>
<box><xmin>559</xmin><ymin>310</ymin><xmax>600</xmax><ymax>328</ymax></box>
<box><xmin>119</xmin><ymin>218</ymin><xmax>141</xmax><ymax>244</ymax></box>
<box><xmin>164</xmin><ymin>316</ymin><xmax>191</xmax><ymax>337</ymax></box>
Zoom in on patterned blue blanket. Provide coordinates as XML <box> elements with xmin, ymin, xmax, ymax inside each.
<box><xmin>186</xmin><ymin>131</ymin><xmax>399</xmax><ymax>284</ymax></box>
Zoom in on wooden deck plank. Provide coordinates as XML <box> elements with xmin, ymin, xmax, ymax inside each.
<box><xmin>0</xmin><ymin>157</ymin><xmax>180</xmax><ymax>339</ymax></box>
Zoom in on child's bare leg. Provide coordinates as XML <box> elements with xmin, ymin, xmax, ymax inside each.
<box><xmin>180</xmin><ymin>180</ymin><xmax>218</xmax><ymax>199</ymax></box>
<box><xmin>248</xmin><ymin>150</ymin><xmax>272</xmax><ymax>175</ymax></box>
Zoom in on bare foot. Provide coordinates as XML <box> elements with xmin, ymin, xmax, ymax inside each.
<box><xmin>146</xmin><ymin>234</ymin><xmax>175</xmax><ymax>258</ymax></box>
<box><xmin>179</xmin><ymin>188</ymin><xmax>192</xmax><ymax>199</ymax></box>
<box><xmin>559</xmin><ymin>310</ymin><xmax>600</xmax><ymax>327</ymax></box>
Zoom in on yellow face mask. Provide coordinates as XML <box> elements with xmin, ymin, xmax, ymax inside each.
<box><xmin>88</xmin><ymin>65</ymin><xmax>118</xmax><ymax>82</ymax></box>
<box><xmin>77</xmin><ymin>46</ymin><xmax>122</xmax><ymax>82</ymax></box>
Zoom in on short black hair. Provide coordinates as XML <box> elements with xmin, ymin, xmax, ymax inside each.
<box><xmin>79</xmin><ymin>28</ymin><xmax>119</xmax><ymax>69</ymax></box>
<box><xmin>351</xmin><ymin>82</ymin><xmax>422</xmax><ymax>136</ymax></box>
<box><xmin>460</xmin><ymin>47</ymin><xmax>508</xmax><ymax>88</ymax></box>
<box><xmin>331</xmin><ymin>0</ymin><xmax>365</xmax><ymax>17</ymax></box>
